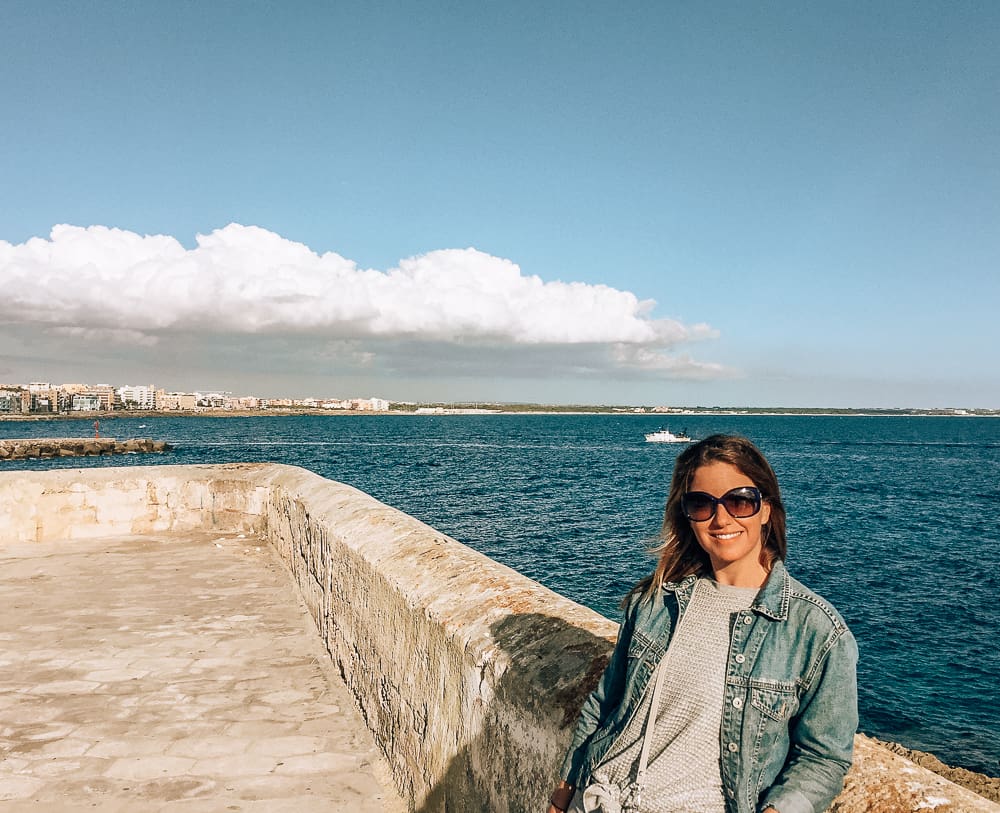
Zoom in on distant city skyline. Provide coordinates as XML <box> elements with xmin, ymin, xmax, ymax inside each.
<box><xmin>3</xmin><ymin>375</ymin><xmax>994</xmax><ymax>416</ymax></box>
<box><xmin>2</xmin><ymin>3</ymin><xmax>998</xmax><ymax>408</ymax></box>
<box><xmin>0</xmin><ymin>379</ymin><xmax>391</xmax><ymax>414</ymax></box>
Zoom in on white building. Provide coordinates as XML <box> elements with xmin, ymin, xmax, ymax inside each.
<box><xmin>353</xmin><ymin>397</ymin><xmax>389</xmax><ymax>411</ymax></box>
<box><xmin>71</xmin><ymin>394</ymin><xmax>102</xmax><ymax>411</ymax></box>
<box><xmin>117</xmin><ymin>384</ymin><xmax>156</xmax><ymax>409</ymax></box>
<box><xmin>195</xmin><ymin>392</ymin><xmax>228</xmax><ymax>408</ymax></box>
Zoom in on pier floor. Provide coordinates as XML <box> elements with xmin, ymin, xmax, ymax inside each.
<box><xmin>0</xmin><ymin>531</ymin><xmax>406</xmax><ymax>812</ymax></box>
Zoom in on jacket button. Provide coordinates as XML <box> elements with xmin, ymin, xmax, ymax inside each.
<box><xmin>742</xmin><ymin>615</ymin><xmax>753</xmax><ymax>624</ymax></box>
<box><xmin>732</xmin><ymin>697</ymin><xmax>743</xmax><ymax>708</ymax></box>
<box><xmin>734</xmin><ymin>653</ymin><xmax>746</xmax><ymax>663</ymax></box>
<box><xmin>728</xmin><ymin>742</ymin><xmax>739</xmax><ymax>752</ymax></box>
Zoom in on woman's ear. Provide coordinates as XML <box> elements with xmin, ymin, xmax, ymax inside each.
<box><xmin>760</xmin><ymin>500</ymin><xmax>772</xmax><ymax>527</ymax></box>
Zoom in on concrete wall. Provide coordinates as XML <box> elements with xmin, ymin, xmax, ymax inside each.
<box><xmin>0</xmin><ymin>464</ymin><xmax>995</xmax><ymax>813</ymax></box>
<box><xmin>0</xmin><ymin>463</ymin><xmax>266</xmax><ymax>541</ymax></box>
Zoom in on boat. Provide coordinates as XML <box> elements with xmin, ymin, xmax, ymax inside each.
<box><xmin>644</xmin><ymin>428</ymin><xmax>693</xmax><ymax>443</ymax></box>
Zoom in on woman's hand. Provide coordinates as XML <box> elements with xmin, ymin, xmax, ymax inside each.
<box><xmin>548</xmin><ymin>780</ymin><xmax>575</xmax><ymax>812</ymax></box>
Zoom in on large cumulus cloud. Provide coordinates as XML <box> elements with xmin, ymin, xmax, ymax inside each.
<box><xmin>0</xmin><ymin>223</ymin><xmax>725</xmax><ymax>379</ymax></box>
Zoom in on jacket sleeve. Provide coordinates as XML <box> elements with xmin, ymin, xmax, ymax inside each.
<box><xmin>558</xmin><ymin>596</ymin><xmax>639</xmax><ymax>787</ymax></box>
<box><xmin>760</xmin><ymin>628</ymin><xmax>859</xmax><ymax>813</ymax></box>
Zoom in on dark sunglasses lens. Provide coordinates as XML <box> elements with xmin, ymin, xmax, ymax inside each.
<box><xmin>682</xmin><ymin>493</ymin><xmax>715</xmax><ymax>521</ymax></box>
<box><xmin>721</xmin><ymin>490</ymin><xmax>761</xmax><ymax>518</ymax></box>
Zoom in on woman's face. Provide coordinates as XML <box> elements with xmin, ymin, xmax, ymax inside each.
<box><xmin>686</xmin><ymin>461</ymin><xmax>772</xmax><ymax>587</ymax></box>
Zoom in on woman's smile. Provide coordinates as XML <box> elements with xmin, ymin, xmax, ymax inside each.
<box><xmin>687</xmin><ymin>461</ymin><xmax>771</xmax><ymax>586</ymax></box>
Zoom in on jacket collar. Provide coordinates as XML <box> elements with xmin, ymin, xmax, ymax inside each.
<box><xmin>663</xmin><ymin>560</ymin><xmax>790</xmax><ymax>622</ymax></box>
<box><xmin>751</xmin><ymin>560</ymin><xmax>790</xmax><ymax>621</ymax></box>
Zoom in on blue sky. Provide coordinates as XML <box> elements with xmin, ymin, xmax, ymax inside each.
<box><xmin>2</xmin><ymin>1</ymin><xmax>997</xmax><ymax>407</ymax></box>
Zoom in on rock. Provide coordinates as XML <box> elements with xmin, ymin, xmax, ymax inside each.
<box><xmin>873</xmin><ymin>738</ymin><xmax>1000</xmax><ymax>803</ymax></box>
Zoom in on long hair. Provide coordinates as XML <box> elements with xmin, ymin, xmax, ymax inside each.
<box><xmin>627</xmin><ymin>434</ymin><xmax>787</xmax><ymax>605</ymax></box>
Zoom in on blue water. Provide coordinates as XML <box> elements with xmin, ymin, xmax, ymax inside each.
<box><xmin>4</xmin><ymin>413</ymin><xmax>999</xmax><ymax>776</ymax></box>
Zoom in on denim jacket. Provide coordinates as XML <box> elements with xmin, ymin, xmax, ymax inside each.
<box><xmin>559</xmin><ymin>561</ymin><xmax>858</xmax><ymax>813</ymax></box>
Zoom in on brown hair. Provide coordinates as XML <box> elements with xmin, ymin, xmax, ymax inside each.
<box><xmin>627</xmin><ymin>434</ymin><xmax>787</xmax><ymax>605</ymax></box>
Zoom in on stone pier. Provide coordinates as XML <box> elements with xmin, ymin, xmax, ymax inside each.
<box><xmin>0</xmin><ymin>437</ymin><xmax>172</xmax><ymax>460</ymax></box>
<box><xmin>0</xmin><ymin>464</ymin><xmax>996</xmax><ymax>812</ymax></box>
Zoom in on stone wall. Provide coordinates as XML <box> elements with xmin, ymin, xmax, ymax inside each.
<box><xmin>0</xmin><ymin>464</ymin><xmax>995</xmax><ymax>812</ymax></box>
<box><xmin>258</xmin><ymin>465</ymin><xmax>614</xmax><ymax>813</ymax></box>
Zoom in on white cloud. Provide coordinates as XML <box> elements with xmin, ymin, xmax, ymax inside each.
<box><xmin>0</xmin><ymin>223</ymin><xmax>725</xmax><ymax>378</ymax></box>
<box><xmin>50</xmin><ymin>326</ymin><xmax>160</xmax><ymax>347</ymax></box>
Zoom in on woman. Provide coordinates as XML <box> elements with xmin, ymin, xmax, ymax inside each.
<box><xmin>548</xmin><ymin>435</ymin><xmax>857</xmax><ymax>813</ymax></box>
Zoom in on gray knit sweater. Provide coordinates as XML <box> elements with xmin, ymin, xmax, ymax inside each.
<box><xmin>587</xmin><ymin>579</ymin><xmax>758</xmax><ymax>813</ymax></box>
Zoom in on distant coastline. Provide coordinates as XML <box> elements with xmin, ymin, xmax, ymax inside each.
<box><xmin>2</xmin><ymin>404</ymin><xmax>998</xmax><ymax>421</ymax></box>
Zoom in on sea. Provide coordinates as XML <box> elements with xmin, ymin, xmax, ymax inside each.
<box><xmin>3</xmin><ymin>412</ymin><xmax>998</xmax><ymax>776</ymax></box>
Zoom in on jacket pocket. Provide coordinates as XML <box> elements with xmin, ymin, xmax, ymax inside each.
<box><xmin>750</xmin><ymin>682</ymin><xmax>797</xmax><ymax>722</ymax></box>
<box><xmin>746</xmin><ymin>680</ymin><xmax>799</xmax><ymax>796</ymax></box>
<box><xmin>625</xmin><ymin>629</ymin><xmax>662</xmax><ymax>682</ymax></box>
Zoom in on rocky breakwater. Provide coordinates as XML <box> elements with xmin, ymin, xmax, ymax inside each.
<box><xmin>0</xmin><ymin>437</ymin><xmax>173</xmax><ymax>461</ymax></box>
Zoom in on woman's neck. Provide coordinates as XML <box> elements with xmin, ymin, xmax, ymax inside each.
<box><xmin>712</xmin><ymin>559</ymin><xmax>770</xmax><ymax>588</ymax></box>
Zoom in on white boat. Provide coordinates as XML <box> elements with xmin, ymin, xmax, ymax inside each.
<box><xmin>644</xmin><ymin>428</ymin><xmax>693</xmax><ymax>443</ymax></box>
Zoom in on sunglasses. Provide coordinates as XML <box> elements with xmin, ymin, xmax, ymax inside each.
<box><xmin>680</xmin><ymin>486</ymin><xmax>763</xmax><ymax>522</ymax></box>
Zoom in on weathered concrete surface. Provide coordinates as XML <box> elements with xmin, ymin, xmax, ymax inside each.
<box><xmin>0</xmin><ymin>463</ymin><xmax>266</xmax><ymax>543</ymax></box>
<box><xmin>1</xmin><ymin>464</ymin><xmax>997</xmax><ymax>812</ymax></box>
<box><xmin>0</xmin><ymin>436</ymin><xmax>172</xmax><ymax>460</ymax></box>
<box><xmin>0</xmin><ymin>530</ymin><xmax>405</xmax><ymax>812</ymax></box>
